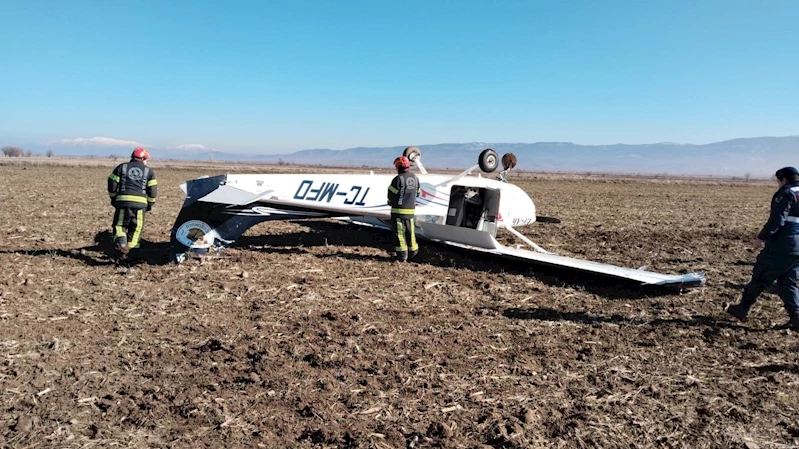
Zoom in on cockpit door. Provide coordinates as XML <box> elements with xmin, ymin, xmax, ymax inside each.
<box><xmin>446</xmin><ymin>185</ymin><xmax>500</xmax><ymax>236</ymax></box>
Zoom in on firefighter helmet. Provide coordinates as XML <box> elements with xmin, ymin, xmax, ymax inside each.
<box><xmin>394</xmin><ymin>156</ymin><xmax>411</xmax><ymax>170</ymax></box>
<box><xmin>131</xmin><ymin>147</ymin><xmax>150</xmax><ymax>161</ymax></box>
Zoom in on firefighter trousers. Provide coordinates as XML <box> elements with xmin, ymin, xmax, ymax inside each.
<box><xmin>391</xmin><ymin>215</ymin><xmax>418</xmax><ymax>261</ymax></box>
<box><xmin>112</xmin><ymin>207</ymin><xmax>146</xmax><ymax>249</ymax></box>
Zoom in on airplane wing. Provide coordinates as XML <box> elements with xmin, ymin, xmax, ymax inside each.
<box><xmin>331</xmin><ymin>220</ymin><xmax>704</xmax><ymax>287</ymax></box>
<box><xmin>415</xmin><ymin>224</ymin><xmax>705</xmax><ymax>288</ymax></box>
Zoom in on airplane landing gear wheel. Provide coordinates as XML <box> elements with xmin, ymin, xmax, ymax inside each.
<box><xmin>478</xmin><ymin>148</ymin><xmax>499</xmax><ymax>173</ymax></box>
<box><xmin>501</xmin><ymin>153</ymin><xmax>517</xmax><ymax>170</ymax></box>
<box><xmin>403</xmin><ymin>146</ymin><xmax>421</xmax><ymax>162</ymax></box>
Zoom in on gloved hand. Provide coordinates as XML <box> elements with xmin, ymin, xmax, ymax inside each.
<box><xmin>110</xmin><ymin>199</ymin><xmax>116</xmax><ymax>207</ymax></box>
<box><xmin>146</xmin><ymin>204</ymin><xmax>152</xmax><ymax>212</ymax></box>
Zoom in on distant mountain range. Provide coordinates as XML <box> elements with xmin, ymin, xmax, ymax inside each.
<box><xmin>20</xmin><ymin>136</ymin><xmax>799</xmax><ymax>177</ymax></box>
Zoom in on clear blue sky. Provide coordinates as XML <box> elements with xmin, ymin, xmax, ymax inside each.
<box><xmin>1</xmin><ymin>0</ymin><xmax>797</xmax><ymax>153</ymax></box>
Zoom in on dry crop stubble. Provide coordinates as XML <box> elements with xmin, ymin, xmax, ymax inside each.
<box><xmin>0</xmin><ymin>163</ymin><xmax>797</xmax><ymax>448</ymax></box>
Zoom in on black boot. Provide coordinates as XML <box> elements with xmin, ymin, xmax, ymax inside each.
<box><xmin>395</xmin><ymin>251</ymin><xmax>408</xmax><ymax>262</ymax></box>
<box><xmin>725</xmin><ymin>303</ymin><xmax>749</xmax><ymax>322</ymax></box>
<box><xmin>114</xmin><ymin>236</ymin><xmax>129</xmax><ymax>256</ymax></box>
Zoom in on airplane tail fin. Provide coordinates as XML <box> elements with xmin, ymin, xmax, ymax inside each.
<box><xmin>169</xmin><ymin>175</ymin><xmax>332</xmax><ymax>263</ymax></box>
<box><xmin>169</xmin><ymin>175</ymin><xmax>274</xmax><ymax>262</ymax></box>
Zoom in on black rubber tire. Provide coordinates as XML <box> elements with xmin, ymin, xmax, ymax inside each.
<box><xmin>501</xmin><ymin>153</ymin><xmax>517</xmax><ymax>170</ymax></box>
<box><xmin>478</xmin><ymin>148</ymin><xmax>499</xmax><ymax>173</ymax></box>
<box><xmin>403</xmin><ymin>146</ymin><xmax>421</xmax><ymax>162</ymax></box>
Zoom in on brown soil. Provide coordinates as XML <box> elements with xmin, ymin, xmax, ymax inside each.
<box><xmin>1</xmin><ymin>163</ymin><xmax>797</xmax><ymax>448</ymax></box>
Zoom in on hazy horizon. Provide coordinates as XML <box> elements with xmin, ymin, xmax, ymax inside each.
<box><xmin>6</xmin><ymin>135</ymin><xmax>796</xmax><ymax>178</ymax></box>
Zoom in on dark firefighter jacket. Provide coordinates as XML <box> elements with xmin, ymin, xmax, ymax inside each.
<box><xmin>108</xmin><ymin>160</ymin><xmax>158</xmax><ymax>209</ymax></box>
<box><xmin>758</xmin><ymin>182</ymin><xmax>799</xmax><ymax>254</ymax></box>
<box><xmin>388</xmin><ymin>171</ymin><xmax>420</xmax><ymax>218</ymax></box>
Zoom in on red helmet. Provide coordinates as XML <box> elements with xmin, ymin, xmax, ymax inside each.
<box><xmin>131</xmin><ymin>147</ymin><xmax>150</xmax><ymax>161</ymax></box>
<box><xmin>393</xmin><ymin>156</ymin><xmax>410</xmax><ymax>169</ymax></box>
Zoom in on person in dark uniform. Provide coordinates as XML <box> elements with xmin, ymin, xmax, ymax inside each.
<box><xmin>107</xmin><ymin>147</ymin><xmax>158</xmax><ymax>258</ymax></box>
<box><xmin>387</xmin><ymin>155</ymin><xmax>420</xmax><ymax>262</ymax></box>
<box><xmin>727</xmin><ymin>166</ymin><xmax>799</xmax><ymax>330</ymax></box>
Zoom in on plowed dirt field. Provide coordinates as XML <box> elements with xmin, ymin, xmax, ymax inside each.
<box><xmin>1</xmin><ymin>161</ymin><xmax>798</xmax><ymax>448</ymax></box>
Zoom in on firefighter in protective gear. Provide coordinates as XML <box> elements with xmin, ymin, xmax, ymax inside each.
<box><xmin>387</xmin><ymin>154</ymin><xmax>420</xmax><ymax>261</ymax></box>
<box><xmin>727</xmin><ymin>166</ymin><xmax>799</xmax><ymax>330</ymax></box>
<box><xmin>107</xmin><ymin>147</ymin><xmax>158</xmax><ymax>256</ymax></box>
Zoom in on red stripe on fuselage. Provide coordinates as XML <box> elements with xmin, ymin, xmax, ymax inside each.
<box><xmin>421</xmin><ymin>189</ymin><xmax>445</xmax><ymax>200</ymax></box>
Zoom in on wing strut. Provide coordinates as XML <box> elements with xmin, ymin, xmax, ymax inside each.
<box><xmin>505</xmin><ymin>225</ymin><xmax>553</xmax><ymax>254</ymax></box>
<box><xmin>407</xmin><ymin>152</ymin><xmax>428</xmax><ymax>175</ymax></box>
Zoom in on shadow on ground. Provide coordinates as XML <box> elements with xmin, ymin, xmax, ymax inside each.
<box><xmin>0</xmin><ymin>222</ymin><xmax>703</xmax><ymax>300</ymax></box>
<box><xmin>0</xmin><ymin>230</ymin><xmax>172</xmax><ymax>266</ymax></box>
<box><xmin>238</xmin><ymin>220</ymin><xmax>689</xmax><ymax>300</ymax></box>
<box><xmin>503</xmin><ymin>306</ymin><xmax>770</xmax><ymax>332</ymax></box>
<box><xmin>753</xmin><ymin>363</ymin><xmax>799</xmax><ymax>374</ymax></box>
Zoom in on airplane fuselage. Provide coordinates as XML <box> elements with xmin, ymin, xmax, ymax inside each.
<box><xmin>216</xmin><ymin>173</ymin><xmax>537</xmax><ymax>228</ymax></box>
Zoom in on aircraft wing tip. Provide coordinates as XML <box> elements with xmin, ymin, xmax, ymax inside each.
<box><xmin>654</xmin><ymin>271</ymin><xmax>706</xmax><ymax>288</ymax></box>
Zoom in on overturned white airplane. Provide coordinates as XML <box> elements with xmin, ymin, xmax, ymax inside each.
<box><xmin>168</xmin><ymin>148</ymin><xmax>705</xmax><ymax>288</ymax></box>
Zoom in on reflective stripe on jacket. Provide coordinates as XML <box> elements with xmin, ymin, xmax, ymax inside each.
<box><xmin>387</xmin><ymin>171</ymin><xmax>420</xmax><ymax>217</ymax></box>
<box><xmin>108</xmin><ymin>160</ymin><xmax>158</xmax><ymax>209</ymax></box>
<box><xmin>759</xmin><ymin>183</ymin><xmax>799</xmax><ymax>254</ymax></box>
